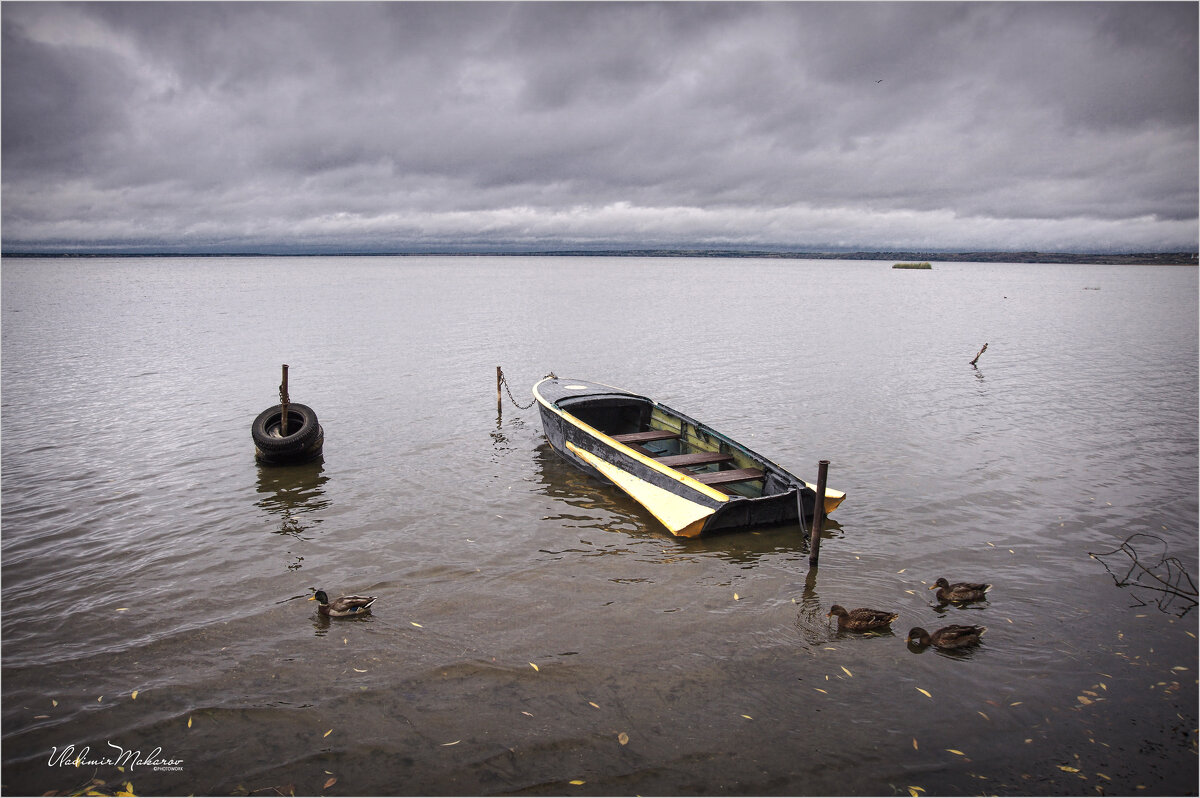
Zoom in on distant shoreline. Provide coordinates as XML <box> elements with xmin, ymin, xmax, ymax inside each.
<box><xmin>2</xmin><ymin>249</ymin><xmax>1195</xmax><ymax>265</ymax></box>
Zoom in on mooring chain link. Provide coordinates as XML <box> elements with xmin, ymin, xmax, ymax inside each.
<box><xmin>498</xmin><ymin>368</ymin><xmax>551</xmax><ymax>410</ymax></box>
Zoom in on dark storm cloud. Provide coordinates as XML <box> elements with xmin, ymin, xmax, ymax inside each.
<box><xmin>2</xmin><ymin>2</ymin><xmax>1196</xmax><ymax>252</ymax></box>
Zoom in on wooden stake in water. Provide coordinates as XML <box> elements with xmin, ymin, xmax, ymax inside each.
<box><xmin>496</xmin><ymin>366</ymin><xmax>503</xmax><ymax>415</ymax></box>
<box><xmin>279</xmin><ymin>364</ymin><xmax>290</xmax><ymax>436</ymax></box>
<box><xmin>808</xmin><ymin>460</ymin><xmax>830</xmax><ymax>567</ymax></box>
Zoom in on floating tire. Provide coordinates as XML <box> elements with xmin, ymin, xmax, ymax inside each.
<box><xmin>253</xmin><ymin>403</ymin><xmax>324</xmax><ymax>464</ymax></box>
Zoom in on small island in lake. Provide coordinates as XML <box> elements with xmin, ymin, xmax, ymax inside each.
<box><xmin>893</xmin><ymin>262</ymin><xmax>932</xmax><ymax>269</ymax></box>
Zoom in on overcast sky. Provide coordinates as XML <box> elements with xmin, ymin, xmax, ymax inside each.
<box><xmin>3</xmin><ymin>2</ymin><xmax>1197</xmax><ymax>254</ymax></box>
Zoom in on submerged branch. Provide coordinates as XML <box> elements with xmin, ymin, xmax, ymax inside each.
<box><xmin>1090</xmin><ymin>533</ymin><xmax>1197</xmax><ymax>616</ymax></box>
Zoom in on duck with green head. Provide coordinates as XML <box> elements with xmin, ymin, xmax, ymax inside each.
<box><xmin>309</xmin><ymin>589</ymin><xmax>377</xmax><ymax>617</ymax></box>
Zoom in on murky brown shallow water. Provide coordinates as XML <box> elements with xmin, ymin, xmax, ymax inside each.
<box><xmin>3</xmin><ymin>256</ymin><xmax>1196</xmax><ymax>795</ymax></box>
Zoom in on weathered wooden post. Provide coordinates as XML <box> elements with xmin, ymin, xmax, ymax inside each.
<box><xmin>808</xmin><ymin>460</ymin><xmax>830</xmax><ymax>567</ymax></box>
<box><xmin>496</xmin><ymin>366</ymin><xmax>503</xmax><ymax>416</ymax></box>
<box><xmin>279</xmin><ymin>364</ymin><xmax>290</xmax><ymax>436</ymax></box>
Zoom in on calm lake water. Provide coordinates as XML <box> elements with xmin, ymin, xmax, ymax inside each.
<box><xmin>2</xmin><ymin>256</ymin><xmax>1196</xmax><ymax>796</ymax></box>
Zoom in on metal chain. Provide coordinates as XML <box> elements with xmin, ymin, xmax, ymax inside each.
<box><xmin>498</xmin><ymin>368</ymin><xmax>548</xmax><ymax>410</ymax></box>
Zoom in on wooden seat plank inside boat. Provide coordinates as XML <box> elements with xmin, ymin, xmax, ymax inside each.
<box><xmin>692</xmin><ymin>467</ymin><xmax>765</xmax><ymax>486</ymax></box>
<box><xmin>611</xmin><ymin>430</ymin><xmax>681</xmax><ymax>444</ymax></box>
<box><xmin>655</xmin><ymin>451</ymin><xmax>734</xmax><ymax>468</ymax></box>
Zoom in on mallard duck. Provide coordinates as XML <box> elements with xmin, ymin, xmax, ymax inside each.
<box><xmin>930</xmin><ymin>578</ymin><xmax>991</xmax><ymax>603</ymax></box>
<box><xmin>907</xmin><ymin>624</ymin><xmax>986</xmax><ymax>650</ymax></box>
<box><xmin>309</xmin><ymin>589</ymin><xmax>377</xmax><ymax>617</ymax></box>
<box><xmin>826</xmin><ymin>604</ymin><xmax>898</xmax><ymax>631</ymax></box>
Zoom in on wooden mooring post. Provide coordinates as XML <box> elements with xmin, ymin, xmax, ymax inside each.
<box><xmin>496</xmin><ymin>366</ymin><xmax>503</xmax><ymax>416</ymax></box>
<box><xmin>279</xmin><ymin>364</ymin><xmax>290</xmax><ymax>436</ymax></box>
<box><xmin>808</xmin><ymin>460</ymin><xmax>830</xmax><ymax>567</ymax></box>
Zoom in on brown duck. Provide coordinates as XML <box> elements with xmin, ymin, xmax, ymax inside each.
<box><xmin>907</xmin><ymin>624</ymin><xmax>986</xmax><ymax>650</ymax></box>
<box><xmin>826</xmin><ymin>605</ymin><xmax>898</xmax><ymax>632</ymax></box>
<box><xmin>309</xmin><ymin>589</ymin><xmax>377</xmax><ymax>617</ymax></box>
<box><xmin>930</xmin><ymin>578</ymin><xmax>991</xmax><ymax>603</ymax></box>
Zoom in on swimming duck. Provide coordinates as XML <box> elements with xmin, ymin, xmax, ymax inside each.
<box><xmin>826</xmin><ymin>605</ymin><xmax>898</xmax><ymax>632</ymax></box>
<box><xmin>930</xmin><ymin>578</ymin><xmax>991</xmax><ymax>603</ymax></box>
<box><xmin>309</xmin><ymin>589</ymin><xmax>377</xmax><ymax>617</ymax></box>
<box><xmin>907</xmin><ymin>624</ymin><xmax>986</xmax><ymax>650</ymax></box>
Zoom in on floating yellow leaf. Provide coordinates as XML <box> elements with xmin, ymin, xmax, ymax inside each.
<box><xmin>187</xmin><ymin>716</ymin><xmax>192</xmax><ymax>728</ymax></box>
<box><xmin>908</xmin><ymin>787</ymin><xmax>925</xmax><ymax>797</ymax></box>
<box><xmin>814</xmin><ymin>688</ymin><xmax>827</xmax><ymax>694</ymax></box>
<box><xmin>733</xmin><ymin>593</ymin><xmax>740</xmax><ymax>601</ymax></box>
<box><xmin>569</xmin><ymin>780</ymin><xmax>585</xmax><ymax>786</ymax></box>
<box><xmin>411</xmin><ymin>622</ymin><xmax>423</xmax><ymax>628</ymax></box>
<box><xmin>1078</xmin><ymin>696</ymin><xmax>1093</xmax><ymax>705</ymax></box>
<box><xmin>52</xmin><ymin>700</ymin><xmax>58</xmax><ymax>707</ymax></box>
<box><xmin>97</xmin><ymin>696</ymin><xmax>103</xmax><ymax>702</ymax></box>
<box><xmin>131</xmin><ymin>691</ymin><xmax>138</xmax><ymax>700</ymax></box>
<box><xmin>841</xmin><ymin>666</ymin><xmax>853</xmax><ymax>678</ymax></box>
<box><xmin>442</xmin><ymin>740</ymin><xmax>460</xmax><ymax>746</ymax></box>
<box><xmin>1058</xmin><ymin>765</ymin><xmax>1080</xmax><ymax>773</ymax></box>
<box><xmin>323</xmin><ymin>777</ymin><xmax>337</xmax><ymax>789</ymax></box>
<box><xmin>1010</xmin><ymin>701</ymin><xmax>1023</xmax><ymax>706</ymax></box>
<box><xmin>897</xmin><ymin>568</ymin><xmax>906</xmax><ymax>574</ymax></box>
<box><xmin>354</xmin><ymin>668</ymin><xmax>367</xmax><ymax>673</ymax></box>
<box><xmin>977</xmin><ymin>711</ymin><xmax>989</xmax><ymax>721</ymax></box>
<box><xmin>741</xmin><ymin>714</ymin><xmax>753</xmax><ymax>720</ymax></box>
<box><xmin>34</xmin><ymin>714</ymin><xmax>49</xmax><ymax>719</ymax></box>
<box><xmin>529</xmin><ymin>662</ymin><xmax>539</xmax><ymax>671</ymax></box>
<box><xmin>521</xmin><ymin>711</ymin><xmax>533</xmax><ymax>717</ymax></box>
<box><xmin>912</xmin><ymin>738</ymin><xmax>918</xmax><ymax>750</ymax></box>
<box><xmin>1098</xmin><ymin>773</ymin><xmax>1111</xmax><ymax>781</ymax></box>
<box><xmin>1172</xmin><ymin>665</ymin><xmax>1189</xmax><ymax>671</ymax></box>
<box><xmin>588</xmin><ymin>701</ymin><xmax>599</xmax><ymax>708</ymax></box>
<box><xmin>116</xmin><ymin>608</ymin><xmax>129</xmax><ymax>612</ymax></box>
<box><xmin>946</xmin><ymin>749</ymin><xmax>965</xmax><ymax>756</ymax></box>
<box><xmin>618</xmin><ymin>732</ymin><xmax>629</xmax><ymax>745</ymax></box>
<box><xmin>323</xmin><ymin>729</ymin><xmax>333</xmax><ymax>738</ymax></box>
<box><xmin>916</xmin><ymin>688</ymin><xmax>932</xmax><ymax>698</ymax></box>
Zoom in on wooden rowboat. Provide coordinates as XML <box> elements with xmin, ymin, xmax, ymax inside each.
<box><xmin>533</xmin><ymin>377</ymin><xmax>844</xmax><ymax>538</ymax></box>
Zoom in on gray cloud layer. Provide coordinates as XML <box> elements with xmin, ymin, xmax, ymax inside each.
<box><xmin>3</xmin><ymin>2</ymin><xmax>1196</xmax><ymax>253</ymax></box>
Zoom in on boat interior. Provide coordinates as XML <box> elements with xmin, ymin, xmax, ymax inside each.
<box><xmin>558</xmin><ymin>394</ymin><xmax>777</xmax><ymax>498</ymax></box>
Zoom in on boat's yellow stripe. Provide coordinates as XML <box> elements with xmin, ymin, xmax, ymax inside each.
<box><xmin>567</xmin><ymin>442</ymin><xmax>715</xmax><ymax>537</ymax></box>
<box><xmin>534</xmin><ymin>378</ymin><xmax>845</xmax><ymax>516</ymax></box>
<box><xmin>534</xmin><ymin>385</ymin><xmax>730</xmax><ymax>503</ymax></box>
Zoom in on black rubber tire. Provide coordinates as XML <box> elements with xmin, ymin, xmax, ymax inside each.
<box><xmin>252</xmin><ymin>403</ymin><xmax>321</xmax><ymax>455</ymax></box>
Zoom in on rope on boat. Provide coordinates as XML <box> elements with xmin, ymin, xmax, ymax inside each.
<box><xmin>496</xmin><ymin>366</ymin><xmax>550</xmax><ymax>410</ymax></box>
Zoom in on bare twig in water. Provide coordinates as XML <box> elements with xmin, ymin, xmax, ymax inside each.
<box><xmin>1090</xmin><ymin>533</ymin><xmax>1197</xmax><ymax>616</ymax></box>
<box><xmin>970</xmin><ymin>342</ymin><xmax>988</xmax><ymax>367</ymax></box>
